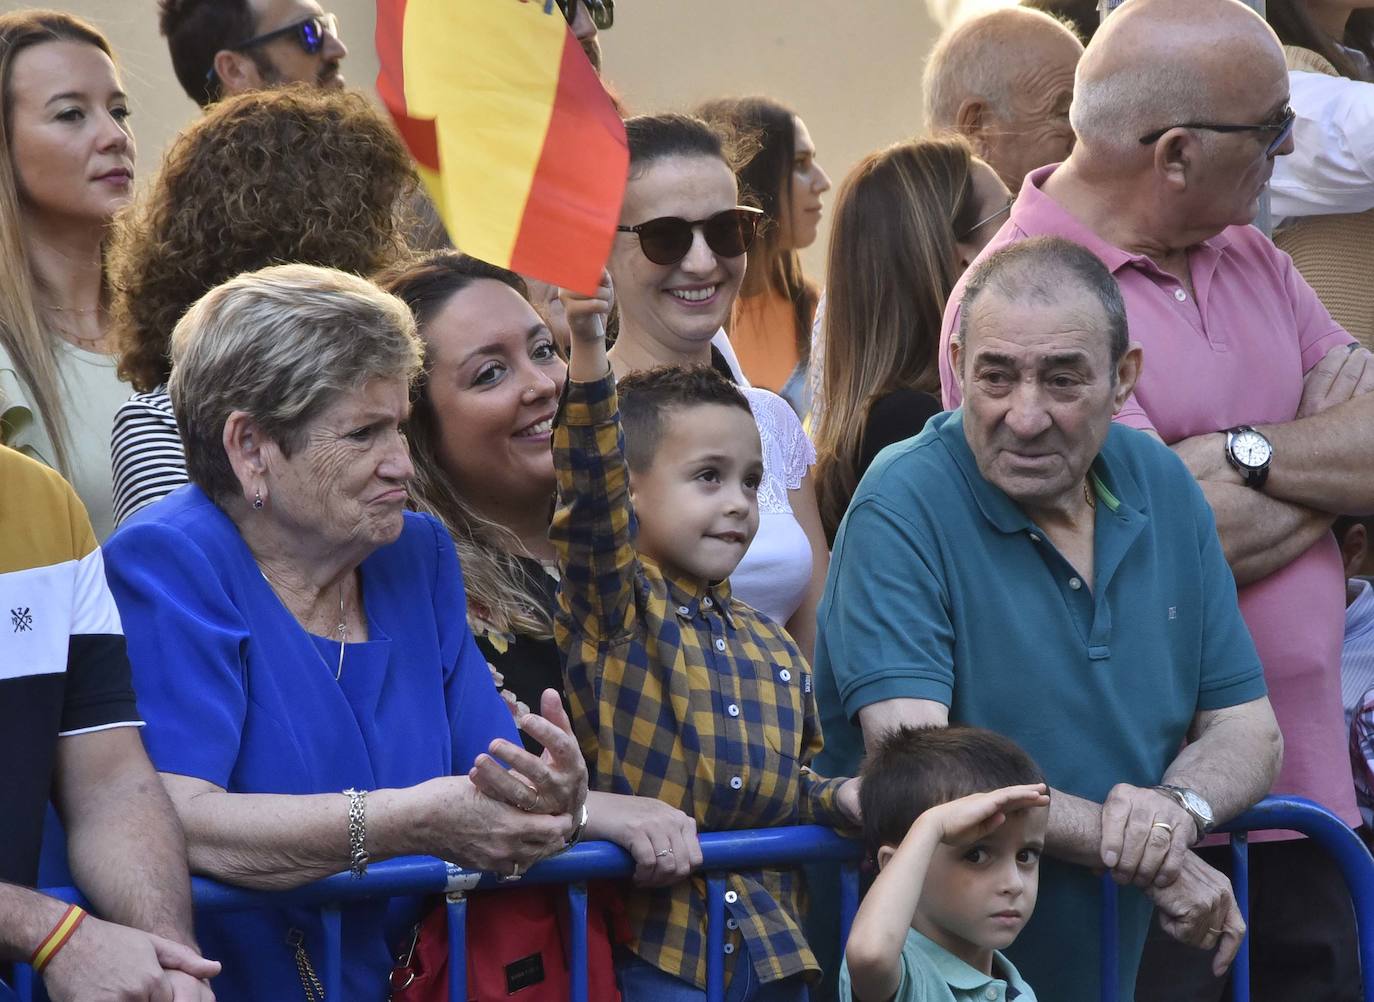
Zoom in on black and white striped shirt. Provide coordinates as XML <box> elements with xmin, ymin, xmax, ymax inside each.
<box><xmin>110</xmin><ymin>387</ymin><xmax>188</xmax><ymax>527</ymax></box>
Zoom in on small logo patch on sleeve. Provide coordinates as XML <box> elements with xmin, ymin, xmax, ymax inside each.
<box><xmin>803</xmin><ymin>673</ymin><xmax>812</xmax><ymax>694</ymax></box>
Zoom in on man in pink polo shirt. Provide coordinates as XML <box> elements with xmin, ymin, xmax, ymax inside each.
<box><xmin>938</xmin><ymin>0</ymin><xmax>1374</xmax><ymax>999</ymax></box>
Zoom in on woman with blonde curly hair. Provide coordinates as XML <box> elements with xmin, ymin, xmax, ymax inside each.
<box><xmin>0</xmin><ymin>10</ymin><xmax>137</xmax><ymax>539</ymax></box>
<box><xmin>108</xmin><ymin>84</ymin><xmax>416</xmax><ymax>525</ymax></box>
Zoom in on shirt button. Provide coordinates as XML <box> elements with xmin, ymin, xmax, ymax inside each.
<box><xmin>985</xmin><ymin>989</ymin><xmax>999</xmax><ymax>1001</ymax></box>
<box><xmin>723</xmin><ymin>943</ymin><xmax>735</xmax><ymax>955</ymax></box>
<box><xmin>724</xmin><ymin>890</ymin><xmax>739</xmax><ymax>904</ymax></box>
<box><xmin>1174</xmin><ymin>288</ymin><xmax>1187</xmax><ymax>302</ymax></box>
<box><xmin>703</xmin><ymin>596</ymin><xmax>713</xmax><ymax>607</ymax></box>
<box><xmin>726</xmin><ymin>918</ymin><xmax>738</xmax><ymax>930</ymax></box>
<box><xmin>730</xmin><ymin>776</ymin><xmax>743</xmax><ymax>790</ymax></box>
<box><xmin>677</xmin><ymin>605</ymin><xmax>690</xmax><ymax>617</ymax></box>
<box><xmin>1069</xmin><ymin>577</ymin><xmax>1082</xmax><ymax>590</ymax></box>
<box><xmin>1028</xmin><ymin>533</ymin><xmax>1041</xmax><ymax>543</ymax></box>
<box><xmin>728</xmin><ymin>703</ymin><xmax>740</xmax><ymax>717</ymax></box>
<box><xmin>714</xmin><ymin>638</ymin><xmax>726</xmax><ymax>652</ymax></box>
<box><xmin>779</xmin><ymin>668</ymin><xmax>792</xmax><ymax>682</ymax></box>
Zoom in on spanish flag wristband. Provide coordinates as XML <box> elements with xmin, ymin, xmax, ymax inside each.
<box><xmin>30</xmin><ymin>904</ymin><xmax>86</xmax><ymax>974</ymax></box>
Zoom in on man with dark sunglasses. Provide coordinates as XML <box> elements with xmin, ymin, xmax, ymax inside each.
<box><xmin>930</xmin><ymin>0</ymin><xmax>1374</xmax><ymax>999</ymax></box>
<box><xmin>159</xmin><ymin>0</ymin><xmax>347</xmax><ymax>108</ymax></box>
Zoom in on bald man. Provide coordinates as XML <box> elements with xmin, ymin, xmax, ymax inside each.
<box><xmin>923</xmin><ymin>6</ymin><xmax>1084</xmax><ymax>193</ymax></box>
<box><xmin>937</xmin><ymin>1</ymin><xmax>1374</xmax><ymax>999</ymax></box>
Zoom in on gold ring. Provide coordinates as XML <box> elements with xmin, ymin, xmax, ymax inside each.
<box><xmin>1207</xmin><ymin>927</ymin><xmax>1224</xmax><ymax>934</ymax></box>
<box><xmin>656</xmin><ymin>848</ymin><xmax>673</xmax><ymax>858</ymax></box>
<box><xmin>1150</xmin><ymin>821</ymin><xmax>1174</xmax><ymax>836</ymax></box>
<box><xmin>520</xmin><ymin>787</ymin><xmax>538</xmax><ymax>812</ymax></box>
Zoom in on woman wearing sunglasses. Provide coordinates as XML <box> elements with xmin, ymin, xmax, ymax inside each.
<box><xmin>607</xmin><ymin>113</ymin><xmax>829</xmax><ymax>662</ymax></box>
<box><xmin>812</xmin><ymin>136</ymin><xmax>1012</xmax><ymax>544</ymax></box>
<box><xmin>697</xmin><ymin>97</ymin><xmax>832</xmax><ymax>398</ymax></box>
<box><xmin>1266</xmin><ymin>0</ymin><xmax>1374</xmax><ymax>349</ymax></box>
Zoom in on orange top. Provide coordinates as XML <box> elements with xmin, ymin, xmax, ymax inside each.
<box><xmin>728</xmin><ymin>289</ymin><xmax>804</xmax><ymax>392</ymax></box>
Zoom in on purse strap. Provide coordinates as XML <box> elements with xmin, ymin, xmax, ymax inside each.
<box><xmin>287</xmin><ymin>928</ymin><xmax>327</xmax><ymax>1001</ymax></box>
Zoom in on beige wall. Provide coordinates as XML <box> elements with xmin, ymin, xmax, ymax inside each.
<box><xmin>7</xmin><ymin>0</ymin><xmax>1009</xmax><ymax>277</ymax></box>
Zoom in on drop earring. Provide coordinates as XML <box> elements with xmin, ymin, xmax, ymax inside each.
<box><xmin>253</xmin><ymin>489</ymin><xmax>264</xmax><ymax>510</ymax></box>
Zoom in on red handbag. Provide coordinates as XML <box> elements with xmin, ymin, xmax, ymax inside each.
<box><xmin>390</xmin><ymin>882</ymin><xmax>625</xmax><ymax>1001</ymax></box>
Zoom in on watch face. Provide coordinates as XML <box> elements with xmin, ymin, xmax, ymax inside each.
<box><xmin>1231</xmin><ymin>430</ymin><xmax>1272</xmax><ymax>469</ymax></box>
<box><xmin>1180</xmin><ymin>788</ymin><xmax>1214</xmax><ymax>826</ymax></box>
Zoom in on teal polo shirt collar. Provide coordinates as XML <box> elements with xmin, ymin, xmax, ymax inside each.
<box><xmin>907</xmin><ymin>930</ymin><xmax>1032</xmax><ymax>1000</ymax></box>
<box><xmin>940</xmin><ymin>409</ymin><xmax>1143</xmax><ymax>534</ymax></box>
<box><xmin>940</xmin><ymin>410</ymin><xmax>1149</xmax><ymax>662</ymax></box>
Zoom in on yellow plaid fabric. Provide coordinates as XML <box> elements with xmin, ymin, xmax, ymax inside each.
<box><xmin>551</xmin><ymin>373</ymin><xmax>850</xmax><ymax>989</ymax></box>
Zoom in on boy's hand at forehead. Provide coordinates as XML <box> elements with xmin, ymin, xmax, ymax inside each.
<box><xmin>922</xmin><ymin>784</ymin><xmax>1051</xmax><ymax>846</ymax></box>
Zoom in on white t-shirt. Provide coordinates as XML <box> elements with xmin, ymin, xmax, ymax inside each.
<box><xmin>732</xmin><ymin>386</ymin><xmax>816</xmax><ymax>627</ymax></box>
<box><xmin>1271</xmin><ymin>68</ymin><xmax>1374</xmax><ymax>222</ymax></box>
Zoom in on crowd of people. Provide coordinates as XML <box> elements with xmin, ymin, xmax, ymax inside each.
<box><xmin>2</xmin><ymin>1</ymin><xmax>1374</xmax><ymax>1001</ymax></box>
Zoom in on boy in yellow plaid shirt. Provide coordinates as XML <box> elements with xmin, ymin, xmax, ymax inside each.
<box><xmin>552</xmin><ymin>277</ymin><xmax>861</xmax><ymax>1002</ymax></box>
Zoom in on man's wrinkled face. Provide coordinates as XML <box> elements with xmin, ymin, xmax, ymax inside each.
<box><xmin>952</xmin><ymin>283</ymin><xmax>1132</xmax><ymax>517</ymax></box>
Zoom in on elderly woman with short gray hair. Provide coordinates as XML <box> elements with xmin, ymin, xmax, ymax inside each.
<box><xmin>102</xmin><ymin>263</ymin><xmax>588</xmax><ymax>1001</ymax></box>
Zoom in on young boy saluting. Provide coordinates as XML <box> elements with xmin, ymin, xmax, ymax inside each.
<box><xmin>554</xmin><ymin>278</ymin><xmax>861</xmax><ymax>1000</ymax></box>
<box><xmin>842</xmin><ymin>725</ymin><xmax>1050</xmax><ymax>1002</ymax></box>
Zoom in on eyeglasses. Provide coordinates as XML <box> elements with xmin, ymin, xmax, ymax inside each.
<box><xmin>1137</xmin><ymin>106</ymin><xmax>1297</xmax><ymax>158</ymax></box>
<box><xmin>956</xmin><ymin>197</ymin><xmax>1013</xmax><ymax>242</ymax></box>
<box><xmin>617</xmin><ymin>207</ymin><xmax>764</xmax><ymax>266</ymax></box>
<box><xmin>231</xmin><ymin>12</ymin><xmax>339</xmax><ymax>55</ymax></box>
<box><xmin>554</xmin><ymin>0</ymin><xmax>614</xmax><ymax>31</ymax></box>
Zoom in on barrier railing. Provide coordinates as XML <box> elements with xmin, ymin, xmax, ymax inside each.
<box><xmin>11</xmin><ymin>796</ymin><xmax>1373</xmax><ymax>1002</ymax></box>
<box><xmin>1099</xmin><ymin>795</ymin><xmax>1374</xmax><ymax>1002</ymax></box>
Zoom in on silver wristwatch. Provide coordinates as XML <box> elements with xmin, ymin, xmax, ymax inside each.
<box><xmin>1224</xmin><ymin>425</ymin><xmax>1273</xmax><ymax>489</ymax></box>
<box><xmin>1152</xmin><ymin>784</ymin><xmax>1215</xmax><ymax>842</ymax></box>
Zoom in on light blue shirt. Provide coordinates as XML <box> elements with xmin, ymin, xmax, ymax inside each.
<box><xmin>839</xmin><ymin>929</ymin><xmax>1034</xmax><ymax>1002</ymax></box>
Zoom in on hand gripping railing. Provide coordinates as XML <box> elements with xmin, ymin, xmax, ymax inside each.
<box><xmin>12</xmin><ymin>796</ymin><xmax>1374</xmax><ymax>1002</ymax></box>
<box><xmin>1098</xmin><ymin>795</ymin><xmax>1374</xmax><ymax>1002</ymax></box>
<box><xmin>13</xmin><ymin>825</ymin><xmax>864</xmax><ymax>1002</ymax></box>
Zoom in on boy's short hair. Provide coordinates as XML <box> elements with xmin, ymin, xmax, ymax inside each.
<box><xmin>860</xmin><ymin>725</ymin><xmax>1045</xmax><ymax>854</ymax></box>
<box><xmin>617</xmin><ymin>364</ymin><xmax>754</xmax><ymax>473</ymax></box>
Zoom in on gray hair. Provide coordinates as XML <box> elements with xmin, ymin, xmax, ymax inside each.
<box><xmin>168</xmin><ymin>263</ymin><xmax>423</xmax><ymax>505</ymax></box>
<box><xmin>959</xmin><ymin>236</ymin><xmax>1129</xmax><ymax>370</ymax></box>
<box><xmin>923</xmin><ymin>6</ymin><xmax>1081</xmax><ymax>129</ymax></box>
<box><xmin>1070</xmin><ymin>59</ymin><xmax>1218</xmax><ymax>157</ymax></box>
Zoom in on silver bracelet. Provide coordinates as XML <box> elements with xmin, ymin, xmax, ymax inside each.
<box><xmin>342</xmin><ymin>788</ymin><xmax>369</xmax><ymax>878</ymax></box>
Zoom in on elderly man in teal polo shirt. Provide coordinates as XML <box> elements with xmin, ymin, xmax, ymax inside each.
<box><xmin>812</xmin><ymin>236</ymin><xmax>1282</xmax><ymax>1002</ymax></box>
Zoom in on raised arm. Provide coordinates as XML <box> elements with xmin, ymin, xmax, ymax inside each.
<box><xmin>843</xmin><ymin>786</ymin><xmax>1050</xmax><ymax>1002</ymax></box>
<box><xmin>549</xmin><ymin>277</ymin><xmax>640</xmax><ymax>640</ymax></box>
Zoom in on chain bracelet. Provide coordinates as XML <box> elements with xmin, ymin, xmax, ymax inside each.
<box><xmin>342</xmin><ymin>788</ymin><xmax>369</xmax><ymax>878</ymax></box>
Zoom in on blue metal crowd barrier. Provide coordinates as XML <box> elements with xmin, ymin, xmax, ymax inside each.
<box><xmin>11</xmin><ymin>795</ymin><xmax>1374</xmax><ymax>1002</ymax></box>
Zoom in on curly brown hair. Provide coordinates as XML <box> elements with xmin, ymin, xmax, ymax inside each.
<box><xmin>110</xmin><ymin>85</ymin><xmax>418</xmax><ymax>392</ymax></box>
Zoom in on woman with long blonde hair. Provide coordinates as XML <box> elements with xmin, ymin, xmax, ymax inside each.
<box><xmin>0</xmin><ymin>10</ymin><xmax>136</xmax><ymax>537</ymax></box>
<box><xmin>813</xmin><ymin>136</ymin><xmax>1011</xmax><ymax>543</ymax></box>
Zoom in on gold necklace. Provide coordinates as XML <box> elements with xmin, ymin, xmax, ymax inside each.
<box><xmin>1084</xmin><ymin>479</ymin><xmax>1097</xmax><ymax>510</ymax></box>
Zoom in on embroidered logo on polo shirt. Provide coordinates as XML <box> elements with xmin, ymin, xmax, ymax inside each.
<box><xmin>10</xmin><ymin>607</ymin><xmax>32</xmax><ymax>633</ymax></box>
<box><xmin>1168</xmin><ymin>606</ymin><xmax>1177</xmax><ymax>621</ymax></box>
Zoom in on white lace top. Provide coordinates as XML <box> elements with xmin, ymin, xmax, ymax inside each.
<box><xmin>732</xmin><ymin>386</ymin><xmax>816</xmax><ymax>626</ymax></box>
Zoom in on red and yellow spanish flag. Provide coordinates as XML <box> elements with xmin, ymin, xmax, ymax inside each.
<box><xmin>376</xmin><ymin>0</ymin><xmax>627</xmax><ymax>293</ymax></box>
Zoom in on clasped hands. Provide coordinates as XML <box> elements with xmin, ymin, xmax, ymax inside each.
<box><xmin>466</xmin><ymin>688</ymin><xmax>589</xmax><ymax>873</ymax></box>
<box><xmin>1099</xmin><ymin>784</ymin><xmax>1243</xmax><ymax>976</ymax></box>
